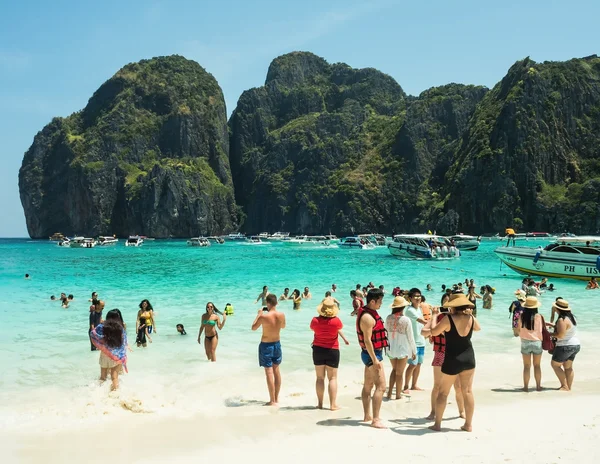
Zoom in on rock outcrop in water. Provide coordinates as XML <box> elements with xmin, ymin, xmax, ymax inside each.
<box><xmin>19</xmin><ymin>55</ymin><xmax>238</xmax><ymax>238</ymax></box>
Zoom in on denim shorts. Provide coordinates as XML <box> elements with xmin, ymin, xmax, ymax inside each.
<box><xmin>360</xmin><ymin>349</ymin><xmax>383</xmax><ymax>367</ymax></box>
<box><xmin>521</xmin><ymin>339</ymin><xmax>543</xmax><ymax>355</ymax></box>
<box><xmin>552</xmin><ymin>345</ymin><xmax>580</xmax><ymax>363</ymax></box>
<box><xmin>408</xmin><ymin>346</ymin><xmax>425</xmax><ymax>365</ymax></box>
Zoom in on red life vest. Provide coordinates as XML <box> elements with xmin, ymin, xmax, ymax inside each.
<box><xmin>356</xmin><ymin>306</ymin><xmax>389</xmax><ymax>351</ymax></box>
<box><xmin>431</xmin><ymin>313</ymin><xmax>447</xmax><ymax>352</ymax></box>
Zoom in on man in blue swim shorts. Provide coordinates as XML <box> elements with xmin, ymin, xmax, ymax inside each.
<box><xmin>252</xmin><ymin>294</ymin><xmax>286</xmax><ymax>406</ymax></box>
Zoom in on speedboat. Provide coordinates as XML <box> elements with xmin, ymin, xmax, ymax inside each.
<box><xmin>306</xmin><ymin>235</ymin><xmax>330</xmax><ymax>245</ymax></box>
<box><xmin>338</xmin><ymin>237</ymin><xmax>376</xmax><ymax>249</ymax></box>
<box><xmin>207</xmin><ymin>236</ymin><xmax>225</xmax><ymax>244</ymax></box>
<box><xmin>494</xmin><ymin>236</ymin><xmax>600</xmax><ymax>280</ymax></box>
<box><xmin>288</xmin><ymin>235</ymin><xmax>308</xmax><ymax>244</ymax></box>
<box><xmin>258</xmin><ymin>232</ymin><xmax>270</xmax><ymax>239</ymax></box>
<box><xmin>324</xmin><ymin>234</ymin><xmax>339</xmax><ymax>242</ymax></box>
<box><xmin>358</xmin><ymin>234</ymin><xmax>387</xmax><ymax>246</ymax></box>
<box><xmin>227</xmin><ymin>233</ymin><xmax>246</xmax><ymax>241</ymax></box>
<box><xmin>387</xmin><ymin>234</ymin><xmax>460</xmax><ymax>259</ymax></box>
<box><xmin>57</xmin><ymin>237</ymin><xmax>71</xmax><ymax>247</ymax></box>
<box><xmin>97</xmin><ymin>236</ymin><xmax>118</xmax><ymax>246</ymax></box>
<box><xmin>187</xmin><ymin>237</ymin><xmax>211</xmax><ymax>247</ymax></box>
<box><xmin>125</xmin><ymin>236</ymin><xmax>144</xmax><ymax>247</ymax></box>
<box><xmin>268</xmin><ymin>232</ymin><xmax>290</xmax><ymax>240</ymax></box>
<box><xmin>448</xmin><ymin>234</ymin><xmax>480</xmax><ymax>251</ymax></box>
<box><xmin>70</xmin><ymin>237</ymin><xmax>97</xmax><ymax>248</ymax></box>
<box><xmin>246</xmin><ymin>236</ymin><xmax>267</xmax><ymax>244</ymax></box>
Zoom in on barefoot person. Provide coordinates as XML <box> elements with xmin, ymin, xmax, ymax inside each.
<box><xmin>421</xmin><ymin>296</ymin><xmax>465</xmax><ymax>421</ymax></box>
<box><xmin>310</xmin><ymin>297</ymin><xmax>349</xmax><ymax>410</ymax></box>
<box><xmin>356</xmin><ymin>288</ymin><xmax>389</xmax><ymax>429</ymax></box>
<box><xmin>429</xmin><ymin>294</ymin><xmax>480</xmax><ymax>432</ymax></box>
<box><xmin>197</xmin><ymin>302</ymin><xmax>227</xmax><ymax>362</ymax></box>
<box><xmin>513</xmin><ymin>296</ymin><xmax>543</xmax><ymax>392</ymax></box>
<box><xmin>252</xmin><ymin>294</ymin><xmax>286</xmax><ymax>406</ymax></box>
<box><xmin>404</xmin><ymin>288</ymin><xmax>427</xmax><ymax>391</ymax></box>
<box><xmin>90</xmin><ymin>309</ymin><xmax>129</xmax><ymax>391</ymax></box>
<box><xmin>547</xmin><ymin>299</ymin><xmax>581</xmax><ymax>391</ymax></box>
<box><xmin>384</xmin><ymin>296</ymin><xmax>415</xmax><ymax>400</ymax></box>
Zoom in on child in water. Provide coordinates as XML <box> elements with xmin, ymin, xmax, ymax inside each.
<box><xmin>176</xmin><ymin>324</ymin><xmax>187</xmax><ymax>335</ymax></box>
<box><xmin>90</xmin><ymin>309</ymin><xmax>128</xmax><ymax>391</ymax></box>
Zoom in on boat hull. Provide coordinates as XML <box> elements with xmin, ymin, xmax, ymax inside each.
<box><xmin>455</xmin><ymin>241</ymin><xmax>480</xmax><ymax>251</ymax></box>
<box><xmin>494</xmin><ymin>247</ymin><xmax>600</xmax><ymax>280</ymax></box>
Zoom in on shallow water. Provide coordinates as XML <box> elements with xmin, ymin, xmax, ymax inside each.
<box><xmin>0</xmin><ymin>238</ymin><xmax>594</xmax><ymax>428</ymax></box>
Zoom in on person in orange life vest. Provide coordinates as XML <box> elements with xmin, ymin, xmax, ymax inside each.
<box><xmin>356</xmin><ymin>288</ymin><xmax>389</xmax><ymax>429</ymax></box>
<box><xmin>505</xmin><ymin>227</ymin><xmax>516</xmax><ymax>247</ymax></box>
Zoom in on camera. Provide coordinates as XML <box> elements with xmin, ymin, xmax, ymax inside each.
<box><xmin>262</xmin><ymin>306</ymin><xmax>269</xmax><ymax>312</ymax></box>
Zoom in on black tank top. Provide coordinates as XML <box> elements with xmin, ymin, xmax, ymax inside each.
<box><xmin>441</xmin><ymin>315</ymin><xmax>476</xmax><ymax>375</ymax></box>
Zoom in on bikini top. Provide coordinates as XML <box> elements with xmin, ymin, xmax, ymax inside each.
<box><xmin>203</xmin><ymin>318</ymin><xmax>217</xmax><ymax>326</ymax></box>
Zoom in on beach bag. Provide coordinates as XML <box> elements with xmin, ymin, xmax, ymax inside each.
<box><xmin>541</xmin><ymin>316</ymin><xmax>554</xmax><ymax>353</ymax></box>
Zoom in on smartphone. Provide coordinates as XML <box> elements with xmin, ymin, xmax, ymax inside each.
<box><xmin>262</xmin><ymin>306</ymin><xmax>269</xmax><ymax>312</ymax></box>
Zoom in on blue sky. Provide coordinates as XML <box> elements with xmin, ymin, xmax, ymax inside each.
<box><xmin>1</xmin><ymin>0</ymin><xmax>597</xmax><ymax>237</ymax></box>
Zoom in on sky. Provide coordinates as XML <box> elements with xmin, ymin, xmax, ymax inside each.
<box><xmin>1</xmin><ymin>0</ymin><xmax>598</xmax><ymax>237</ymax></box>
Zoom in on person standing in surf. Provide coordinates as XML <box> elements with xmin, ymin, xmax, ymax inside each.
<box><xmin>252</xmin><ymin>294</ymin><xmax>286</xmax><ymax>406</ymax></box>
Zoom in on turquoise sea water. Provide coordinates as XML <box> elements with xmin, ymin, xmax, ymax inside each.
<box><xmin>0</xmin><ymin>238</ymin><xmax>595</xmax><ymax>426</ymax></box>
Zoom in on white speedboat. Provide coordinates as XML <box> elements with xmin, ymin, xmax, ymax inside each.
<box><xmin>338</xmin><ymin>237</ymin><xmax>376</xmax><ymax>249</ymax></box>
<box><xmin>187</xmin><ymin>237</ymin><xmax>211</xmax><ymax>247</ymax></box>
<box><xmin>258</xmin><ymin>232</ymin><xmax>270</xmax><ymax>239</ymax></box>
<box><xmin>97</xmin><ymin>236</ymin><xmax>118</xmax><ymax>246</ymax></box>
<box><xmin>268</xmin><ymin>232</ymin><xmax>290</xmax><ymax>240</ymax></box>
<box><xmin>207</xmin><ymin>236</ymin><xmax>225</xmax><ymax>244</ymax></box>
<box><xmin>227</xmin><ymin>233</ymin><xmax>246</xmax><ymax>241</ymax></box>
<box><xmin>448</xmin><ymin>234</ymin><xmax>480</xmax><ymax>251</ymax></box>
<box><xmin>57</xmin><ymin>237</ymin><xmax>71</xmax><ymax>247</ymax></box>
<box><xmin>494</xmin><ymin>236</ymin><xmax>600</xmax><ymax>280</ymax></box>
<box><xmin>125</xmin><ymin>236</ymin><xmax>144</xmax><ymax>247</ymax></box>
<box><xmin>387</xmin><ymin>234</ymin><xmax>460</xmax><ymax>259</ymax></box>
<box><xmin>246</xmin><ymin>236</ymin><xmax>268</xmax><ymax>244</ymax></box>
<box><xmin>70</xmin><ymin>237</ymin><xmax>97</xmax><ymax>248</ymax></box>
<box><xmin>358</xmin><ymin>234</ymin><xmax>387</xmax><ymax>246</ymax></box>
<box><xmin>49</xmin><ymin>232</ymin><xmax>65</xmax><ymax>242</ymax></box>
<box><xmin>288</xmin><ymin>235</ymin><xmax>308</xmax><ymax>244</ymax></box>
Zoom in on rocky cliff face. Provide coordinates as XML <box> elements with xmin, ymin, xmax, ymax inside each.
<box><xmin>445</xmin><ymin>55</ymin><xmax>600</xmax><ymax>234</ymax></box>
<box><xmin>19</xmin><ymin>55</ymin><xmax>238</xmax><ymax>238</ymax></box>
<box><xmin>229</xmin><ymin>52</ymin><xmax>487</xmax><ymax>234</ymax></box>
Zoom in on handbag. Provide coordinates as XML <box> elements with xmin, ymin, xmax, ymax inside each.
<box><xmin>541</xmin><ymin>316</ymin><xmax>555</xmax><ymax>353</ymax></box>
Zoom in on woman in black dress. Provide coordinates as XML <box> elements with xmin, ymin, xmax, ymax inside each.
<box><xmin>429</xmin><ymin>294</ymin><xmax>480</xmax><ymax>432</ymax></box>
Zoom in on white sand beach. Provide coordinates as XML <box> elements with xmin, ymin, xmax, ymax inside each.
<box><xmin>3</xmin><ymin>336</ymin><xmax>599</xmax><ymax>464</ymax></box>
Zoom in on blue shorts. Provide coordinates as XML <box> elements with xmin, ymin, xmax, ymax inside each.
<box><xmin>361</xmin><ymin>349</ymin><xmax>383</xmax><ymax>367</ymax></box>
<box><xmin>259</xmin><ymin>341</ymin><xmax>282</xmax><ymax>368</ymax></box>
<box><xmin>408</xmin><ymin>346</ymin><xmax>425</xmax><ymax>365</ymax></box>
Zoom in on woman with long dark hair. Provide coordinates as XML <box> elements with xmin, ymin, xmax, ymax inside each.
<box><xmin>429</xmin><ymin>294</ymin><xmax>481</xmax><ymax>432</ymax></box>
<box><xmin>292</xmin><ymin>289</ymin><xmax>302</xmax><ymax>310</ymax></box>
<box><xmin>136</xmin><ymin>299</ymin><xmax>156</xmax><ymax>347</ymax></box>
<box><xmin>513</xmin><ymin>296</ymin><xmax>543</xmax><ymax>391</ymax></box>
<box><xmin>90</xmin><ymin>309</ymin><xmax>128</xmax><ymax>391</ymax></box>
<box><xmin>198</xmin><ymin>302</ymin><xmax>226</xmax><ymax>362</ymax></box>
<box><xmin>547</xmin><ymin>299</ymin><xmax>580</xmax><ymax>391</ymax></box>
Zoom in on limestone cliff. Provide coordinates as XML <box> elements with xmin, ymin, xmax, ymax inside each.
<box><xmin>19</xmin><ymin>55</ymin><xmax>238</xmax><ymax>238</ymax></box>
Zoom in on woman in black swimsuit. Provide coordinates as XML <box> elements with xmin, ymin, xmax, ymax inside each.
<box><xmin>429</xmin><ymin>294</ymin><xmax>480</xmax><ymax>432</ymax></box>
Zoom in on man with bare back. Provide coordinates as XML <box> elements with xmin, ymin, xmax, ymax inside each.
<box><xmin>252</xmin><ymin>294</ymin><xmax>286</xmax><ymax>406</ymax></box>
<box><xmin>356</xmin><ymin>288</ymin><xmax>389</xmax><ymax>428</ymax></box>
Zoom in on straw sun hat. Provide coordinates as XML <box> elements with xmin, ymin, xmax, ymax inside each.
<box><xmin>514</xmin><ymin>289</ymin><xmax>526</xmax><ymax>302</ymax></box>
<box><xmin>522</xmin><ymin>296</ymin><xmax>541</xmax><ymax>309</ymax></box>
<box><xmin>317</xmin><ymin>297</ymin><xmax>339</xmax><ymax>318</ymax></box>
<box><xmin>390</xmin><ymin>296</ymin><xmax>410</xmax><ymax>309</ymax></box>
<box><xmin>443</xmin><ymin>294</ymin><xmax>475</xmax><ymax>309</ymax></box>
<box><xmin>552</xmin><ymin>298</ymin><xmax>571</xmax><ymax>312</ymax></box>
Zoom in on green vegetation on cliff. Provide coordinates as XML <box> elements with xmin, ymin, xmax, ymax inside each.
<box><xmin>19</xmin><ymin>55</ymin><xmax>238</xmax><ymax>238</ymax></box>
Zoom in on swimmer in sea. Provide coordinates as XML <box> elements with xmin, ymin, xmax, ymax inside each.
<box><xmin>176</xmin><ymin>324</ymin><xmax>187</xmax><ymax>335</ymax></box>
